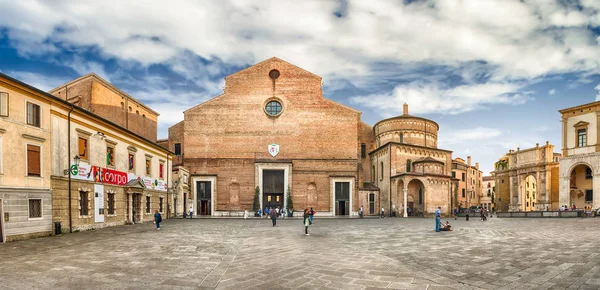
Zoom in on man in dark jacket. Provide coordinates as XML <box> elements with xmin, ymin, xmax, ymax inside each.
<box><xmin>270</xmin><ymin>207</ymin><xmax>277</xmax><ymax>226</ymax></box>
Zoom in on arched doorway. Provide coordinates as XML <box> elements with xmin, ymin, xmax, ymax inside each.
<box><xmin>407</xmin><ymin>179</ymin><xmax>425</xmax><ymax>215</ymax></box>
<box><xmin>569</xmin><ymin>164</ymin><xmax>593</xmax><ymax>210</ymax></box>
<box><xmin>522</xmin><ymin>175</ymin><xmax>536</xmax><ymax>211</ymax></box>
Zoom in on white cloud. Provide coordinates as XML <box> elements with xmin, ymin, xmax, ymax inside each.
<box><xmin>4</xmin><ymin>71</ymin><xmax>69</xmax><ymax>91</ymax></box>
<box><xmin>439</xmin><ymin>127</ymin><xmax>502</xmax><ymax>145</ymax></box>
<box><xmin>350</xmin><ymin>81</ymin><xmax>532</xmax><ymax>115</ymax></box>
<box><xmin>549</xmin><ymin>89</ymin><xmax>556</xmax><ymax>95</ymax></box>
<box><xmin>595</xmin><ymin>84</ymin><xmax>600</xmax><ymax>101</ymax></box>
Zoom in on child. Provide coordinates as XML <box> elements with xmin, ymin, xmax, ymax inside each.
<box><xmin>154</xmin><ymin>209</ymin><xmax>162</xmax><ymax>231</ymax></box>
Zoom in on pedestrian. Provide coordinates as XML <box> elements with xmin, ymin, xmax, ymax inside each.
<box><xmin>381</xmin><ymin>207</ymin><xmax>385</xmax><ymax>218</ymax></box>
<box><xmin>465</xmin><ymin>208</ymin><xmax>470</xmax><ymax>221</ymax></box>
<box><xmin>264</xmin><ymin>207</ymin><xmax>269</xmax><ymax>218</ymax></box>
<box><xmin>453</xmin><ymin>207</ymin><xmax>458</xmax><ymax>220</ymax></box>
<box><xmin>303</xmin><ymin>208</ymin><xmax>310</xmax><ymax>236</ymax></box>
<box><xmin>270</xmin><ymin>207</ymin><xmax>277</xmax><ymax>226</ymax></box>
<box><xmin>309</xmin><ymin>207</ymin><xmax>315</xmax><ymax>224</ymax></box>
<box><xmin>154</xmin><ymin>209</ymin><xmax>162</xmax><ymax>231</ymax></box>
<box><xmin>244</xmin><ymin>209</ymin><xmax>248</xmax><ymax>220</ymax></box>
<box><xmin>359</xmin><ymin>205</ymin><xmax>364</xmax><ymax>218</ymax></box>
<box><xmin>281</xmin><ymin>208</ymin><xmax>286</xmax><ymax>219</ymax></box>
<box><xmin>188</xmin><ymin>206</ymin><xmax>193</xmax><ymax>219</ymax></box>
<box><xmin>435</xmin><ymin>206</ymin><xmax>441</xmax><ymax>232</ymax></box>
<box><xmin>276</xmin><ymin>206</ymin><xmax>280</xmax><ymax>217</ymax></box>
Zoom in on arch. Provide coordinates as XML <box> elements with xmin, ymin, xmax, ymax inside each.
<box><xmin>569</xmin><ymin>163</ymin><xmax>593</xmax><ymax>210</ymax></box>
<box><xmin>406</xmin><ymin>178</ymin><xmax>425</xmax><ymax>215</ymax></box>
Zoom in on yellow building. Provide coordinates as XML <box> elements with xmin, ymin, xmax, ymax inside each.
<box><xmin>451</xmin><ymin>156</ymin><xmax>482</xmax><ymax>209</ymax></box>
<box><xmin>558</xmin><ymin>101</ymin><xmax>600</xmax><ymax>209</ymax></box>
<box><xmin>0</xmin><ymin>74</ymin><xmax>53</xmax><ymax>242</ymax></box>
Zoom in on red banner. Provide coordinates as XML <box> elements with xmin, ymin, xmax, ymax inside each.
<box><xmin>93</xmin><ymin>166</ymin><xmax>128</xmax><ymax>186</ymax></box>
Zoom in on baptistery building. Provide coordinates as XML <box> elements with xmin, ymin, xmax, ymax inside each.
<box><xmin>165</xmin><ymin>57</ymin><xmax>454</xmax><ymax>217</ymax></box>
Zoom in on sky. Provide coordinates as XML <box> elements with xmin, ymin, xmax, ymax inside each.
<box><xmin>0</xmin><ymin>0</ymin><xmax>599</xmax><ymax>175</ymax></box>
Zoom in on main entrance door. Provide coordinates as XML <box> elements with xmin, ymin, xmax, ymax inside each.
<box><xmin>335</xmin><ymin>182</ymin><xmax>350</xmax><ymax>216</ymax></box>
<box><xmin>196</xmin><ymin>181</ymin><xmax>211</xmax><ymax>215</ymax></box>
<box><xmin>132</xmin><ymin>193</ymin><xmax>142</xmax><ymax>223</ymax></box>
<box><xmin>263</xmin><ymin>170</ymin><xmax>284</xmax><ymax>210</ymax></box>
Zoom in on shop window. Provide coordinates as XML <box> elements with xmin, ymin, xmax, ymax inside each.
<box><xmin>106</xmin><ymin>145</ymin><xmax>115</xmax><ymax>167</ymax></box>
<box><xmin>0</xmin><ymin>92</ymin><xmax>8</xmax><ymax>117</ymax></box>
<box><xmin>108</xmin><ymin>193</ymin><xmax>115</xmax><ymax>215</ymax></box>
<box><xmin>80</xmin><ymin>191</ymin><xmax>89</xmax><ymax>216</ymax></box>
<box><xmin>146</xmin><ymin>196</ymin><xmax>151</xmax><ymax>213</ymax></box>
<box><xmin>27</xmin><ymin>144</ymin><xmax>41</xmax><ymax>176</ymax></box>
<box><xmin>28</xmin><ymin>199</ymin><xmax>42</xmax><ymax>218</ymax></box>
<box><xmin>27</xmin><ymin>102</ymin><xmax>40</xmax><ymax>127</ymax></box>
<box><xmin>78</xmin><ymin>137</ymin><xmax>89</xmax><ymax>160</ymax></box>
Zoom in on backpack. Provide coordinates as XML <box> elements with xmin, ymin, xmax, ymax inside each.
<box><xmin>158</xmin><ymin>214</ymin><xmax>162</xmax><ymax>223</ymax></box>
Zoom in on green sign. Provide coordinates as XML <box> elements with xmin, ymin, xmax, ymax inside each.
<box><xmin>70</xmin><ymin>165</ymin><xmax>78</xmax><ymax>176</ymax></box>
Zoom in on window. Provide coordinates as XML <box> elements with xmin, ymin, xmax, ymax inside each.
<box><xmin>586</xmin><ymin>168</ymin><xmax>593</xmax><ymax>179</ymax></box>
<box><xmin>80</xmin><ymin>191</ymin><xmax>89</xmax><ymax>216</ymax></box>
<box><xmin>159</xmin><ymin>162</ymin><xmax>164</xmax><ymax>179</ymax></box>
<box><xmin>159</xmin><ymin>197</ymin><xmax>164</xmax><ymax>213</ymax></box>
<box><xmin>452</xmin><ymin>171</ymin><xmax>456</xmax><ymax>178</ymax></box>
<box><xmin>78</xmin><ymin>137</ymin><xmax>89</xmax><ymax>160</ymax></box>
<box><xmin>108</xmin><ymin>193</ymin><xmax>115</xmax><ymax>215</ymax></box>
<box><xmin>586</xmin><ymin>190</ymin><xmax>593</xmax><ymax>202</ymax></box>
<box><xmin>406</xmin><ymin>160</ymin><xmax>412</xmax><ymax>172</ymax></box>
<box><xmin>265</xmin><ymin>100</ymin><xmax>282</xmax><ymax>116</ymax></box>
<box><xmin>106</xmin><ymin>146</ymin><xmax>115</xmax><ymax>167</ymax></box>
<box><xmin>462</xmin><ymin>173</ymin><xmax>465</xmax><ymax>182</ymax></box>
<box><xmin>174</xmin><ymin>143</ymin><xmax>181</xmax><ymax>156</ymax></box>
<box><xmin>578</xmin><ymin>129</ymin><xmax>587</xmax><ymax>147</ymax></box>
<box><xmin>418</xmin><ymin>188</ymin><xmax>423</xmax><ymax>204</ymax></box>
<box><xmin>462</xmin><ymin>188</ymin><xmax>465</xmax><ymax>198</ymax></box>
<box><xmin>27</xmin><ymin>144</ymin><xmax>41</xmax><ymax>176</ymax></box>
<box><xmin>0</xmin><ymin>92</ymin><xmax>8</xmax><ymax>117</ymax></box>
<box><xmin>145</xmin><ymin>157</ymin><xmax>151</xmax><ymax>175</ymax></box>
<box><xmin>146</xmin><ymin>196</ymin><xmax>151</xmax><ymax>213</ymax></box>
<box><xmin>120</xmin><ymin>102</ymin><xmax>124</xmax><ymax>110</ymax></box>
<box><xmin>361</xmin><ymin>143</ymin><xmax>366</xmax><ymax>158</ymax></box>
<box><xmin>399</xmin><ymin>133</ymin><xmax>404</xmax><ymax>143</ymax></box>
<box><xmin>502</xmin><ymin>179</ymin><xmax>504</xmax><ymax>183</ymax></box>
<box><xmin>372</xmin><ymin>165</ymin><xmax>375</xmax><ymax>182</ymax></box>
<box><xmin>27</xmin><ymin>102</ymin><xmax>40</xmax><ymax>127</ymax></box>
<box><xmin>380</xmin><ymin>162</ymin><xmax>384</xmax><ymax>180</ymax></box>
<box><xmin>28</xmin><ymin>199</ymin><xmax>42</xmax><ymax>218</ymax></box>
<box><xmin>128</xmin><ymin>153</ymin><xmax>135</xmax><ymax>171</ymax></box>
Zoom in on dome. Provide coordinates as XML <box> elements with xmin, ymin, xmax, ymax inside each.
<box><xmin>373</xmin><ymin>104</ymin><xmax>439</xmax><ymax>149</ymax></box>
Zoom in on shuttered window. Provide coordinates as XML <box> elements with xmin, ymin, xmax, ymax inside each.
<box><xmin>159</xmin><ymin>162</ymin><xmax>164</xmax><ymax>179</ymax></box>
<box><xmin>27</xmin><ymin>102</ymin><xmax>40</xmax><ymax>127</ymax></box>
<box><xmin>78</xmin><ymin>137</ymin><xmax>88</xmax><ymax>160</ymax></box>
<box><xmin>0</xmin><ymin>92</ymin><xmax>8</xmax><ymax>117</ymax></box>
<box><xmin>27</xmin><ymin>144</ymin><xmax>41</xmax><ymax>176</ymax></box>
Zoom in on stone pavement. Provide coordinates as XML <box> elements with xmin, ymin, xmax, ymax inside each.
<box><xmin>0</xmin><ymin>216</ymin><xmax>599</xmax><ymax>290</ymax></box>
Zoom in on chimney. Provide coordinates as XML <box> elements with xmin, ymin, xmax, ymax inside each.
<box><xmin>403</xmin><ymin>103</ymin><xmax>408</xmax><ymax>115</ymax></box>
<box><xmin>476</xmin><ymin>162</ymin><xmax>479</xmax><ymax>169</ymax></box>
<box><xmin>467</xmin><ymin>156</ymin><xmax>472</xmax><ymax>166</ymax></box>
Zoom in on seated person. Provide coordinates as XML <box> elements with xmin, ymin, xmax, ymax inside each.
<box><xmin>440</xmin><ymin>221</ymin><xmax>452</xmax><ymax>231</ymax></box>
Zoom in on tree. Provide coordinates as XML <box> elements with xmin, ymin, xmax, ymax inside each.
<box><xmin>252</xmin><ymin>186</ymin><xmax>260</xmax><ymax>213</ymax></box>
<box><xmin>286</xmin><ymin>185</ymin><xmax>293</xmax><ymax>211</ymax></box>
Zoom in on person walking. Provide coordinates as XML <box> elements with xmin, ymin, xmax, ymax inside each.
<box><xmin>435</xmin><ymin>207</ymin><xmax>441</xmax><ymax>232</ymax></box>
<box><xmin>188</xmin><ymin>206</ymin><xmax>193</xmax><ymax>219</ymax></box>
<box><xmin>359</xmin><ymin>205</ymin><xmax>364</xmax><ymax>218</ymax></box>
<box><xmin>309</xmin><ymin>207</ymin><xmax>315</xmax><ymax>224</ymax></box>
<box><xmin>303</xmin><ymin>208</ymin><xmax>311</xmax><ymax>236</ymax></box>
<box><xmin>465</xmin><ymin>208</ymin><xmax>470</xmax><ymax>221</ymax></box>
<box><xmin>381</xmin><ymin>207</ymin><xmax>385</xmax><ymax>218</ymax></box>
<box><xmin>270</xmin><ymin>207</ymin><xmax>277</xmax><ymax>226</ymax></box>
<box><xmin>480</xmin><ymin>207</ymin><xmax>485</xmax><ymax>221</ymax></box>
<box><xmin>264</xmin><ymin>207</ymin><xmax>269</xmax><ymax>218</ymax></box>
<box><xmin>154</xmin><ymin>209</ymin><xmax>162</xmax><ymax>231</ymax></box>
<box><xmin>453</xmin><ymin>207</ymin><xmax>458</xmax><ymax>220</ymax></box>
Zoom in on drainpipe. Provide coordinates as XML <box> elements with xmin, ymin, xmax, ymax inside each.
<box><xmin>166</xmin><ymin>152</ymin><xmax>170</xmax><ymax>218</ymax></box>
<box><xmin>66</xmin><ymin>87</ymin><xmax>73</xmax><ymax>233</ymax></box>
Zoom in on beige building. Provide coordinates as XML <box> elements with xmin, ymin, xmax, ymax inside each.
<box><xmin>451</xmin><ymin>157</ymin><xmax>482</xmax><ymax>209</ymax></box>
<box><xmin>166</xmin><ymin>57</ymin><xmax>454</xmax><ymax>217</ymax></box>
<box><xmin>493</xmin><ymin>142</ymin><xmax>560</xmax><ymax>212</ymax></box>
<box><xmin>481</xmin><ymin>176</ymin><xmax>494</xmax><ymax>211</ymax></box>
<box><xmin>0</xmin><ymin>73</ymin><xmax>53</xmax><ymax>242</ymax></box>
<box><xmin>558</xmin><ymin>101</ymin><xmax>600</xmax><ymax>209</ymax></box>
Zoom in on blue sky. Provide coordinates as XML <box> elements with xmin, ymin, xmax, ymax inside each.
<box><xmin>0</xmin><ymin>0</ymin><xmax>599</xmax><ymax>174</ymax></box>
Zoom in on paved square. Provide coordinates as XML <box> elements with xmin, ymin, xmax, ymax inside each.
<box><xmin>1</xmin><ymin>217</ymin><xmax>599</xmax><ymax>290</ymax></box>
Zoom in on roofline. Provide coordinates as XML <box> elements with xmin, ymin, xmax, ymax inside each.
<box><xmin>373</xmin><ymin>114</ymin><xmax>440</xmax><ymax>132</ymax></box>
<box><xmin>391</xmin><ymin>172</ymin><xmax>452</xmax><ymax>179</ymax></box>
<box><xmin>48</xmin><ymin>73</ymin><xmax>161</xmax><ymax>116</ymax></box>
<box><xmin>559</xmin><ymin>100</ymin><xmax>600</xmax><ymax>114</ymax></box>
<box><xmin>368</xmin><ymin>142</ymin><xmax>453</xmax><ymax>155</ymax></box>
<box><xmin>224</xmin><ymin>56</ymin><xmax>322</xmax><ymax>81</ymax></box>
<box><xmin>0</xmin><ymin>72</ymin><xmax>172</xmax><ymax>155</ymax></box>
<box><xmin>413</xmin><ymin>158</ymin><xmax>445</xmax><ymax>165</ymax></box>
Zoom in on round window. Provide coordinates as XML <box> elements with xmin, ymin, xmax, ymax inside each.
<box><xmin>265</xmin><ymin>100</ymin><xmax>282</xmax><ymax>116</ymax></box>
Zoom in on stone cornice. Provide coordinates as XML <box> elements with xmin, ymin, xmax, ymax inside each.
<box><xmin>22</xmin><ymin>134</ymin><xmax>46</xmax><ymax>142</ymax></box>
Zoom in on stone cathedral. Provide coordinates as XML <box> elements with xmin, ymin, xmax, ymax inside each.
<box><xmin>165</xmin><ymin>57</ymin><xmax>455</xmax><ymax>217</ymax></box>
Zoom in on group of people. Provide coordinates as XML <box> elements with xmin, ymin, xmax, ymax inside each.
<box><xmin>452</xmin><ymin>206</ymin><xmax>491</xmax><ymax>221</ymax></box>
<box><xmin>435</xmin><ymin>207</ymin><xmax>453</xmax><ymax>232</ymax></box>
<box><xmin>259</xmin><ymin>206</ymin><xmax>287</xmax><ymax>220</ymax></box>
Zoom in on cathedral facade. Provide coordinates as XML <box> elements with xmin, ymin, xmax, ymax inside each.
<box><xmin>166</xmin><ymin>57</ymin><xmax>454</xmax><ymax>217</ymax></box>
